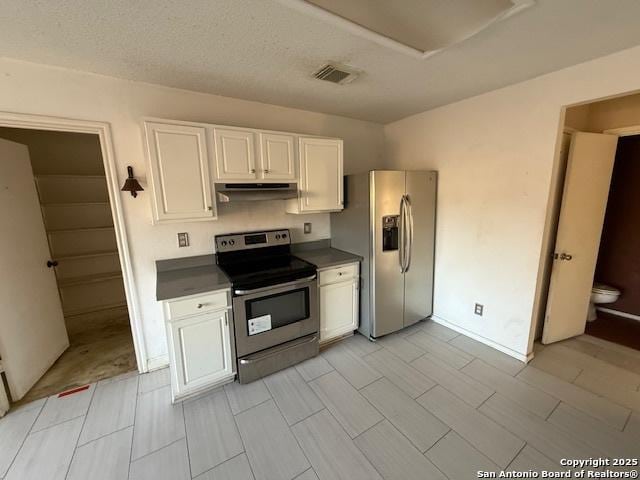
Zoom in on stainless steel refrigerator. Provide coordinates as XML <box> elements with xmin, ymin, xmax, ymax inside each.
<box><xmin>331</xmin><ymin>170</ymin><xmax>436</xmax><ymax>339</ymax></box>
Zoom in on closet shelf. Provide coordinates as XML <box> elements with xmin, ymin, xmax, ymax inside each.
<box><xmin>58</xmin><ymin>271</ymin><xmax>123</xmax><ymax>287</ymax></box>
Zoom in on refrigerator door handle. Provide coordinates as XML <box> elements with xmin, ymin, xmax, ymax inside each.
<box><xmin>399</xmin><ymin>195</ymin><xmax>406</xmax><ymax>273</ymax></box>
<box><xmin>405</xmin><ymin>194</ymin><xmax>414</xmax><ymax>272</ymax></box>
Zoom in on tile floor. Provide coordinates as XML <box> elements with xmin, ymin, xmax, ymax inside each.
<box><xmin>1</xmin><ymin>320</ymin><xmax>639</xmax><ymax>480</ymax></box>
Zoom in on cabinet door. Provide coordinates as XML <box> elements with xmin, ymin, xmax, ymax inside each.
<box><xmin>259</xmin><ymin>133</ymin><xmax>296</xmax><ymax>180</ymax></box>
<box><xmin>167</xmin><ymin>310</ymin><xmax>234</xmax><ymax>398</ymax></box>
<box><xmin>213</xmin><ymin>128</ymin><xmax>257</xmax><ymax>180</ymax></box>
<box><xmin>320</xmin><ymin>279</ymin><xmax>358</xmax><ymax>342</ymax></box>
<box><xmin>145</xmin><ymin>122</ymin><xmax>215</xmax><ymax>223</ymax></box>
<box><xmin>298</xmin><ymin>137</ymin><xmax>343</xmax><ymax>212</ymax></box>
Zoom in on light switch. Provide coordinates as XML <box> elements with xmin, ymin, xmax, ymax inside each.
<box><xmin>178</xmin><ymin>232</ymin><xmax>189</xmax><ymax>247</ymax></box>
<box><xmin>304</xmin><ymin>223</ymin><xmax>312</xmax><ymax>234</ymax></box>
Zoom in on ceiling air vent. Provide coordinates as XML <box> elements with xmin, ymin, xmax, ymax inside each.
<box><xmin>313</xmin><ymin>63</ymin><xmax>360</xmax><ymax>85</ymax></box>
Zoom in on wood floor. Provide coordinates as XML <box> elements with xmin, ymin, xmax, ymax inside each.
<box><xmin>1</xmin><ymin>320</ymin><xmax>639</xmax><ymax>480</ymax></box>
<box><xmin>586</xmin><ymin>311</ymin><xmax>640</xmax><ymax>351</ymax></box>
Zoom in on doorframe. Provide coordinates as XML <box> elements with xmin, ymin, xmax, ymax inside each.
<box><xmin>0</xmin><ymin>111</ymin><xmax>147</xmax><ymax>372</ymax></box>
<box><xmin>603</xmin><ymin>125</ymin><xmax>640</xmax><ymax>136</ymax></box>
<box><xmin>530</xmin><ymin>127</ymin><xmax>576</xmax><ymax>347</ymax></box>
<box><xmin>536</xmin><ymin>121</ymin><xmax>629</xmax><ymax>347</ymax></box>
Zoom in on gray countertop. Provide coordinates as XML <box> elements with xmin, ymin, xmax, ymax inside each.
<box><xmin>294</xmin><ymin>247</ymin><xmax>363</xmax><ymax>269</ymax></box>
<box><xmin>156</xmin><ymin>255</ymin><xmax>231</xmax><ymax>301</ymax></box>
<box><xmin>156</xmin><ymin>245</ymin><xmax>362</xmax><ymax>301</ymax></box>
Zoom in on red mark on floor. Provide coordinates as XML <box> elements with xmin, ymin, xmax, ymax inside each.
<box><xmin>58</xmin><ymin>385</ymin><xmax>90</xmax><ymax>398</ymax></box>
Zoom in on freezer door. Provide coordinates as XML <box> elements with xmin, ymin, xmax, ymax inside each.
<box><xmin>403</xmin><ymin>171</ymin><xmax>437</xmax><ymax>326</ymax></box>
<box><xmin>371</xmin><ymin>170</ymin><xmax>406</xmax><ymax>337</ymax></box>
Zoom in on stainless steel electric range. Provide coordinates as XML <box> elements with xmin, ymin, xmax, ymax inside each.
<box><xmin>215</xmin><ymin>229</ymin><xmax>319</xmax><ymax>383</ymax></box>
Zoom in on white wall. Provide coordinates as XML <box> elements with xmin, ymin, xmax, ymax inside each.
<box><xmin>384</xmin><ymin>45</ymin><xmax>640</xmax><ymax>359</ymax></box>
<box><xmin>583</xmin><ymin>92</ymin><xmax>640</xmax><ymax>132</ymax></box>
<box><xmin>564</xmin><ymin>104</ymin><xmax>592</xmax><ymax>131</ymax></box>
<box><xmin>0</xmin><ymin>128</ymin><xmax>104</xmax><ymax>175</ymax></box>
<box><xmin>0</xmin><ymin>58</ymin><xmax>385</xmax><ymax>368</ymax></box>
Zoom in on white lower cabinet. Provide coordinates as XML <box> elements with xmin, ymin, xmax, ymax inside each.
<box><xmin>319</xmin><ymin>262</ymin><xmax>359</xmax><ymax>343</ymax></box>
<box><xmin>164</xmin><ymin>289</ymin><xmax>235</xmax><ymax>402</ymax></box>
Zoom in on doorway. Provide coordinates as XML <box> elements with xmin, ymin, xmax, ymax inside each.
<box><xmin>585</xmin><ymin>134</ymin><xmax>640</xmax><ymax>350</ymax></box>
<box><xmin>538</xmin><ymin>93</ymin><xmax>640</xmax><ymax>351</ymax></box>
<box><xmin>0</xmin><ymin>122</ymin><xmax>140</xmax><ymax>409</ymax></box>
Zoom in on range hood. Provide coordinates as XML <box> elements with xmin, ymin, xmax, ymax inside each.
<box><xmin>215</xmin><ymin>183</ymin><xmax>298</xmax><ymax>202</ymax></box>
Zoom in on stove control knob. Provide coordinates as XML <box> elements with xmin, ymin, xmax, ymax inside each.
<box><xmin>229</xmin><ymin>239</ymin><xmax>235</xmax><ymax>245</ymax></box>
<box><xmin>221</xmin><ymin>240</ymin><xmax>227</xmax><ymax>246</ymax></box>
<box><xmin>282</xmin><ymin>233</ymin><xmax>287</xmax><ymax>239</ymax></box>
<box><xmin>275</xmin><ymin>234</ymin><xmax>281</xmax><ymax>240</ymax></box>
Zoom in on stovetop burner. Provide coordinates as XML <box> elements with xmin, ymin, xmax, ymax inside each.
<box><xmin>215</xmin><ymin>229</ymin><xmax>317</xmax><ymax>292</ymax></box>
<box><xmin>218</xmin><ymin>254</ymin><xmax>316</xmax><ymax>291</ymax></box>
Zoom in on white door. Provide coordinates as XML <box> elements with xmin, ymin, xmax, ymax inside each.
<box><xmin>298</xmin><ymin>137</ymin><xmax>343</xmax><ymax>212</ymax></box>
<box><xmin>213</xmin><ymin>128</ymin><xmax>258</xmax><ymax>180</ymax></box>
<box><xmin>542</xmin><ymin>132</ymin><xmax>618</xmax><ymax>344</ymax></box>
<box><xmin>0</xmin><ymin>377</ymin><xmax>9</xmax><ymax>417</ymax></box>
<box><xmin>167</xmin><ymin>310</ymin><xmax>233</xmax><ymax>400</ymax></box>
<box><xmin>0</xmin><ymin>138</ymin><xmax>69</xmax><ymax>401</ymax></box>
<box><xmin>259</xmin><ymin>133</ymin><xmax>296</xmax><ymax>180</ymax></box>
<box><xmin>145</xmin><ymin>122</ymin><xmax>215</xmax><ymax>223</ymax></box>
<box><xmin>320</xmin><ymin>280</ymin><xmax>358</xmax><ymax>342</ymax></box>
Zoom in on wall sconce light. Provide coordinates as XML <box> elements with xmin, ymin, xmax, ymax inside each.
<box><xmin>121</xmin><ymin>166</ymin><xmax>144</xmax><ymax>198</ymax></box>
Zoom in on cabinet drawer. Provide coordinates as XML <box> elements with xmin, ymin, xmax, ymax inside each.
<box><xmin>319</xmin><ymin>263</ymin><xmax>358</xmax><ymax>286</ymax></box>
<box><xmin>166</xmin><ymin>290</ymin><xmax>229</xmax><ymax>319</ymax></box>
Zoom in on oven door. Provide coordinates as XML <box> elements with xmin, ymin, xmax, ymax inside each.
<box><xmin>233</xmin><ymin>275</ymin><xmax>319</xmax><ymax>357</ymax></box>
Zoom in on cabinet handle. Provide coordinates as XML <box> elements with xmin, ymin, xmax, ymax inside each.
<box><xmin>224</xmin><ymin>315</ymin><xmax>228</xmax><ymax>326</ymax></box>
<box><xmin>197</xmin><ymin>303</ymin><xmax>206</xmax><ymax>309</ymax></box>
<box><xmin>264</xmin><ymin>169</ymin><xmax>270</xmax><ymax>174</ymax></box>
<box><xmin>250</xmin><ymin>168</ymin><xmax>256</xmax><ymax>174</ymax></box>
<box><xmin>207</xmin><ymin>206</ymin><xmax>212</xmax><ymax>211</ymax></box>
<box><xmin>338</xmin><ymin>272</ymin><xmax>343</xmax><ymax>276</ymax></box>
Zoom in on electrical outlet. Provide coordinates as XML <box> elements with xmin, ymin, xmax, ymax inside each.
<box><xmin>177</xmin><ymin>232</ymin><xmax>189</xmax><ymax>248</ymax></box>
<box><xmin>304</xmin><ymin>222</ymin><xmax>312</xmax><ymax>234</ymax></box>
<box><xmin>474</xmin><ymin>303</ymin><xmax>484</xmax><ymax>316</ymax></box>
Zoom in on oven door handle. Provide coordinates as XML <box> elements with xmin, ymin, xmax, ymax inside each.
<box><xmin>234</xmin><ymin>274</ymin><xmax>317</xmax><ymax>296</ymax></box>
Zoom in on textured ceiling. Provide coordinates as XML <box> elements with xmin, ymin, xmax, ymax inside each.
<box><xmin>302</xmin><ymin>0</ymin><xmax>518</xmax><ymax>53</ymax></box>
<box><xmin>1</xmin><ymin>0</ymin><xmax>640</xmax><ymax>123</ymax></box>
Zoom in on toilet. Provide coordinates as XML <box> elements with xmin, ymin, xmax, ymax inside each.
<box><xmin>587</xmin><ymin>283</ymin><xmax>621</xmax><ymax>321</ymax></box>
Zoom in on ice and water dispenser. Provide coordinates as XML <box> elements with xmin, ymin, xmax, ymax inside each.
<box><xmin>382</xmin><ymin>215</ymin><xmax>399</xmax><ymax>251</ymax></box>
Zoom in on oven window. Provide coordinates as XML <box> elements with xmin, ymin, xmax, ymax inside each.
<box><xmin>246</xmin><ymin>287</ymin><xmax>309</xmax><ymax>334</ymax></box>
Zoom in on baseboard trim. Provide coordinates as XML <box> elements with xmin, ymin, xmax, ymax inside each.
<box><xmin>430</xmin><ymin>315</ymin><xmax>532</xmax><ymax>363</ymax></box>
<box><xmin>146</xmin><ymin>354</ymin><xmax>169</xmax><ymax>372</ymax></box>
<box><xmin>596</xmin><ymin>307</ymin><xmax>640</xmax><ymax>322</ymax></box>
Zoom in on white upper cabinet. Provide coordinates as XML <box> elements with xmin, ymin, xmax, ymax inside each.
<box><xmin>144</xmin><ymin>118</ymin><xmax>344</xmax><ymax>219</ymax></box>
<box><xmin>259</xmin><ymin>133</ymin><xmax>296</xmax><ymax>180</ymax></box>
<box><xmin>213</xmin><ymin>127</ymin><xmax>258</xmax><ymax>181</ymax></box>
<box><xmin>288</xmin><ymin>137</ymin><xmax>343</xmax><ymax>213</ymax></box>
<box><xmin>145</xmin><ymin>122</ymin><xmax>215</xmax><ymax>223</ymax></box>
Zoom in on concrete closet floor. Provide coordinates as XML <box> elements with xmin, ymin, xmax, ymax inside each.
<box><xmin>16</xmin><ymin>319</ymin><xmax>137</xmax><ymax>405</ymax></box>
